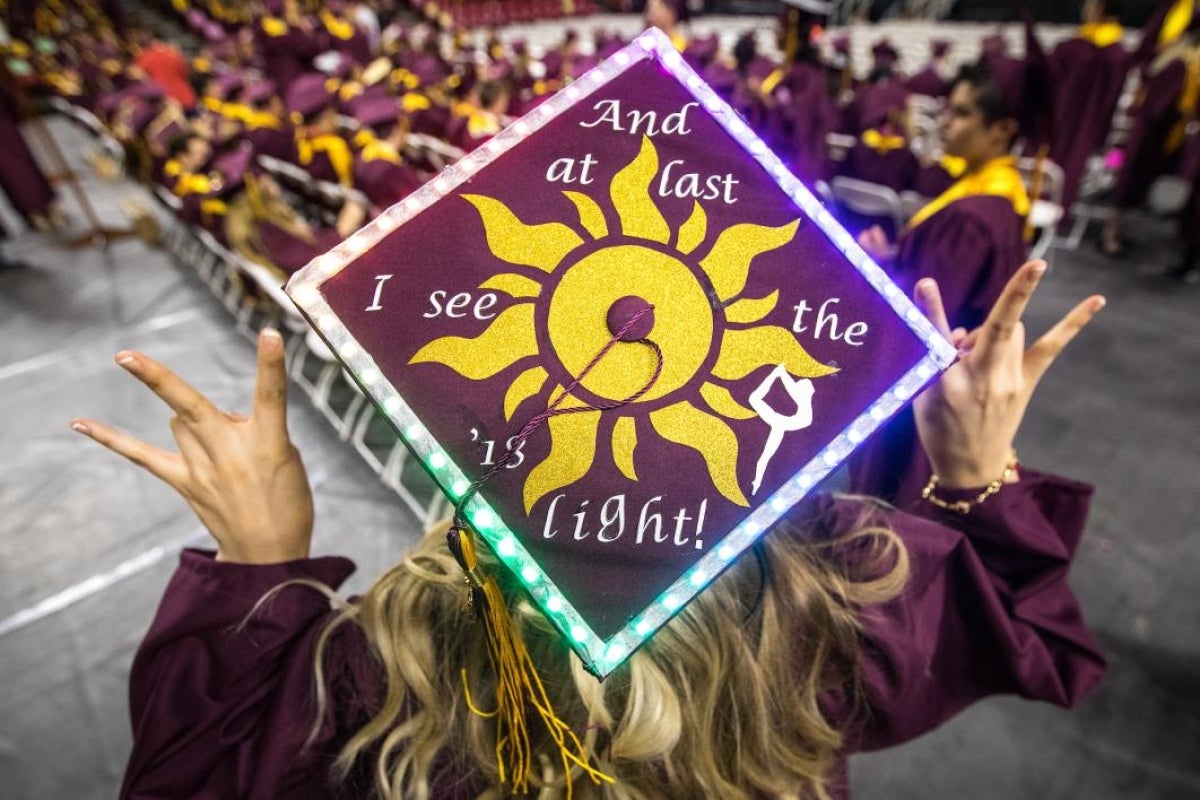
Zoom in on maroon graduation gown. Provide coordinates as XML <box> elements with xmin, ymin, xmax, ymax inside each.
<box><xmin>848</xmin><ymin>195</ymin><xmax>1028</xmax><ymax>506</ymax></box>
<box><xmin>0</xmin><ymin>79</ymin><xmax>55</xmax><ymax>221</ymax></box>
<box><xmin>256</xmin><ymin>219</ymin><xmax>343</xmax><ymax>276</ymax></box>
<box><xmin>118</xmin><ymin>469</ymin><xmax>1104</xmax><ymax>799</ymax></box>
<box><xmin>1111</xmin><ymin>57</ymin><xmax>1187</xmax><ymax>209</ymax></box>
<box><xmin>905</xmin><ymin>66</ymin><xmax>948</xmax><ymax>98</ymax></box>
<box><xmin>352</xmin><ymin>154</ymin><xmax>422</xmax><ymax>212</ymax></box>
<box><xmin>1048</xmin><ymin>37</ymin><xmax>1132</xmax><ymax>215</ymax></box>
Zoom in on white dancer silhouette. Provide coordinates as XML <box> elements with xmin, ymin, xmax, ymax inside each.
<box><xmin>748</xmin><ymin>364</ymin><xmax>815</xmax><ymax>496</ymax></box>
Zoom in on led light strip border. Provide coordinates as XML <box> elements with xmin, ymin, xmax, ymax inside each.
<box><xmin>288</xmin><ymin>27</ymin><xmax>957</xmax><ymax>678</ymax></box>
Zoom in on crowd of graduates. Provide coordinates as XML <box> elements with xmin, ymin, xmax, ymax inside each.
<box><xmin>3</xmin><ymin>0</ymin><xmax>1200</xmax><ymax>297</ymax></box>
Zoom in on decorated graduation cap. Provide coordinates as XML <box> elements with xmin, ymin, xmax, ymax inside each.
<box><xmin>285</xmin><ymin>26</ymin><xmax>954</xmax><ymax>786</ymax></box>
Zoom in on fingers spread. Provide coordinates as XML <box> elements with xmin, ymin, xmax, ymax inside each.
<box><xmin>1025</xmin><ymin>295</ymin><xmax>1106</xmax><ymax>384</ymax></box>
<box><xmin>253</xmin><ymin>328</ymin><xmax>290</xmax><ymax>451</ymax></box>
<box><xmin>117</xmin><ymin>351</ymin><xmax>220</xmax><ymax>426</ymax></box>
<box><xmin>72</xmin><ymin>418</ymin><xmax>188</xmax><ymax>487</ymax></box>
<box><xmin>975</xmin><ymin>260</ymin><xmax>1046</xmax><ymax>364</ymax></box>
<box><xmin>914</xmin><ymin>278</ymin><xmax>953</xmax><ymax>339</ymax></box>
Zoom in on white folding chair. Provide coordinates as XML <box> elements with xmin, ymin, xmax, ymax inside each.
<box><xmin>830</xmin><ymin>176</ymin><xmax>906</xmax><ymax>236</ymax></box>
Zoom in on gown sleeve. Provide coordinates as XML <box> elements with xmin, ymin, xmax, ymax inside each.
<box><xmin>120</xmin><ymin>548</ymin><xmax>359</xmax><ymax>799</ymax></box>
<box><xmin>818</xmin><ymin>468</ymin><xmax>1107</xmax><ymax>752</ymax></box>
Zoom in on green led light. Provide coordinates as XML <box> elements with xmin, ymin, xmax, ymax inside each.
<box><xmin>475</xmin><ymin>508</ymin><xmax>495</xmax><ymax>528</ymax></box>
<box><xmin>662</xmin><ymin>594</ymin><xmax>681</xmax><ymax>610</ymax></box>
<box><xmin>451</xmin><ymin>480</ymin><xmax>469</xmax><ymax>497</ymax></box>
<box><xmin>428</xmin><ymin>452</ymin><xmax>447</xmax><ymax>469</ymax></box>
<box><xmin>635</xmin><ymin>619</ymin><xmax>651</xmax><ymax>636</ymax></box>
<box><xmin>689</xmin><ymin>570</ymin><xmax>707</xmax><ymax>587</ymax></box>
<box><xmin>605</xmin><ymin>643</ymin><xmax>627</xmax><ymax>661</ymax></box>
<box><xmin>497</xmin><ymin>537</ymin><xmax>516</xmax><ymax>557</ymax></box>
<box><xmin>520</xmin><ymin>565</ymin><xmax>539</xmax><ymax>584</ymax></box>
<box><xmin>404</xmin><ymin>424</ymin><xmax>423</xmax><ymax>439</ymax></box>
<box><xmin>547</xmin><ymin>595</ymin><xmax>564</xmax><ymax>612</ymax></box>
<box><xmin>570</xmin><ymin>625</ymin><xmax>588</xmax><ymax>643</ymax></box>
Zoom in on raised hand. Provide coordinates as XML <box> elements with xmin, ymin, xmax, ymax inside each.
<box><xmin>71</xmin><ymin>328</ymin><xmax>314</xmax><ymax>564</ymax></box>
<box><xmin>913</xmin><ymin>260</ymin><xmax>1106</xmax><ymax>488</ymax></box>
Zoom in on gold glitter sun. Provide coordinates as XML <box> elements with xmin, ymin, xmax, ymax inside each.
<box><xmin>410</xmin><ymin>135</ymin><xmax>837</xmax><ymax>513</ymax></box>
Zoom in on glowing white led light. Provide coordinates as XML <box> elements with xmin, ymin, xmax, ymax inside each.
<box><xmin>474</xmin><ymin>508</ymin><xmax>495</xmax><ymax>528</ymax></box>
<box><xmin>497</xmin><ymin>537</ymin><xmax>516</xmax><ymax>557</ymax></box>
<box><xmin>547</xmin><ymin>595</ymin><xmax>564</xmax><ymax>612</ymax></box>
<box><xmin>635</xmin><ymin>619</ymin><xmax>651</xmax><ymax>635</ymax></box>
<box><xmin>521</xmin><ymin>564</ymin><xmax>539</xmax><ymax>584</ymax></box>
<box><xmin>428</xmin><ymin>452</ymin><xmax>447</xmax><ymax>469</ymax></box>
<box><xmin>614</xmin><ymin>51</ymin><xmax>631</xmax><ymax>66</ymax></box>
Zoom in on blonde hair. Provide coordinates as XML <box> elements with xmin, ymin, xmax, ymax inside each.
<box><xmin>311</xmin><ymin>504</ymin><xmax>908</xmax><ymax>800</ymax></box>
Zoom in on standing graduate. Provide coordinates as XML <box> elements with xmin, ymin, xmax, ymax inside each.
<box><xmin>1048</xmin><ymin>0</ymin><xmax>1155</xmax><ymax>226</ymax></box>
<box><xmin>851</xmin><ymin>27</ymin><xmax>1051</xmax><ymax>507</ymax></box>
<box><xmin>1101</xmin><ymin>0</ymin><xmax>1200</xmax><ymax>256</ymax></box>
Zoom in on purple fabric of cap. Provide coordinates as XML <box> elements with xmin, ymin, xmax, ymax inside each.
<box><xmin>242</xmin><ymin>79</ymin><xmax>277</xmax><ymax>106</ymax></box>
<box><xmin>354</xmin><ymin>96</ymin><xmax>402</xmax><ymax>130</ymax></box>
<box><xmin>871</xmin><ymin>38</ymin><xmax>899</xmax><ymax>67</ymax></box>
<box><xmin>294</xmin><ymin>35</ymin><xmax>949</xmax><ymax>674</ymax></box>
<box><xmin>931</xmin><ymin>39</ymin><xmax>950</xmax><ymax>58</ymax></box>
<box><xmin>286</xmin><ymin>72</ymin><xmax>334</xmax><ymax>117</ymax></box>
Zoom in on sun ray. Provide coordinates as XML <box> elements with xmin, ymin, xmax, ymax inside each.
<box><xmin>699</xmin><ymin>219</ymin><xmax>800</xmax><ymax>302</ymax></box>
<box><xmin>650</xmin><ymin>401</ymin><xmax>748</xmax><ymax>507</ymax></box>
<box><xmin>611</xmin><ymin>416</ymin><xmax>638</xmax><ymax>481</ymax></box>
<box><xmin>712</xmin><ymin>326</ymin><xmax>839</xmax><ymax>382</ymax></box>
<box><xmin>723</xmin><ymin>290</ymin><xmax>780</xmax><ymax>324</ymax></box>
<box><xmin>699</xmin><ymin>382</ymin><xmax>756</xmax><ymax>420</ymax></box>
<box><xmin>462</xmin><ymin>194</ymin><xmax>583</xmax><ymax>272</ymax></box>
<box><xmin>409</xmin><ymin>303</ymin><xmax>538</xmax><ymax>380</ymax></box>
<box><xmin>610</xmin><ymin>135</ymin><xmax>670</xmax><ymax>244</ymax></box>
<box><xmin>504</xmin><ymin>365</ymin><xmax>549</xmax><ymax>420</ymax></box>
<box><xmin>675</xmin><ymin>201</ymin><xmax>707</xmax><ymax>255</ymax></box>
<box><xmin>481</xmin><ymin>272</ymin><xmax>543</xmax><ymax>298</ymax></box>
<box><xmin>563</xmin><ymin>191</ymin><xmax>609</xmax><ymax>240</ymax></box>
<box><xmin>524</xmin><ymin>408</ymin><xmax>601</xmax><ymax>513</ymax></box>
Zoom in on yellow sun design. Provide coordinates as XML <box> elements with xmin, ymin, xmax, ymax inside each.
<box><xmin>410</xmin><ymin>135</ymin><xmax>838</xmax><ymax>514</ymax></box>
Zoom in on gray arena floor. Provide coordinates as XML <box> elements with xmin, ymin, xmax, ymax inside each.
<box><xmin>1</xmin><ymin>117</ymin><xmax>1198</xmax><ymax>800</ymax></box>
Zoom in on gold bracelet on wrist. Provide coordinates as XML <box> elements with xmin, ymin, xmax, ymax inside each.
<box><xmin>922</xmin><ymin>451</ymin><xmax>1019</xmax><ymax>514</ymax></box>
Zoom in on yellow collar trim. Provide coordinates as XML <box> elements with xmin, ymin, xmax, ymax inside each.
<box><xmin>861</xmin><ymin>128</ymin><xmax>907</xmax><ymax>154</ymax></box>
<box><xmin>907</xmin><ymin>156</ymin><xmax>1029</xmax><ymax>232</ymax></box>
<box><xmin>1078</xmin><ymin>22</ymin><xmax>1124</xmax><ymax>48</ymax></box>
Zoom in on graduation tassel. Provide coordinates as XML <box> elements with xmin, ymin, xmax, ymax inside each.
<box><xmin>446</xmin><ymin>302</ymin><xmax>663</xmax><ymax>797</ymax></box>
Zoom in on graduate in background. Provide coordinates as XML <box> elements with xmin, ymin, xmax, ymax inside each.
<box><xmin>906</xmin><ymin>39</ymin><xmax>951</xmax><ymax>98</ymax></box>
<box><xmin>1101</xmin><ymin>0</ymin><xmax>1200</xmax><ymax>256</ymax></box>
<box><xmin>852</xmin><ymin>26</ymin><xmax>1051</xmax><ymax>507</ymax></box>
<box><xmin>288</xmin><ymin>72</ymin><xmax>356</xmax><ymax>188</ymax></box>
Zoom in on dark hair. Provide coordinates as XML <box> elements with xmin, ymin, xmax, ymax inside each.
<box><xmin>1093</xmin><ymin>0</ymin><xmax>1123</xmax><ymax>19</ymax></box>
<box><xmin>477</xmin><ymin>79</ymin><xmax>508</xmax><ymax>110</ymax></box>
<box><xmin>166</xmin><ymin>132</ymin><xmax>203</xmax><ymax>158</ymax></box>
<box><xmin>951</xmin><ymin>61</ymin><xmax>1011</xmax><ymax>126</ymax></box>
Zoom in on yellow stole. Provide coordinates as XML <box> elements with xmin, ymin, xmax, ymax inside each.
<box><xmin>1078</xmin><ymin>21</ymin><xmax>1124</xmax><ymax>48</ymax></box>
<box><xmin>320</xmin><ymin>11</ymin><xmax>354</xmax><ymax>41</ymax></box>
<box><xmin>861</xmin><ymin>128</ymin><xmax>907</xmax><ymax>154</ymax></box>
<box><xmin>261</xmin><ymin>16</ymin><xmax>288</xmax><ymax>37</ymax></box>
<box><xmin>354</xmin><ymin>131</ymin><xmax>403</xmax><ymax>165</ymax></box>
<box><xmin>296</xmin><ymin>133</ymin><xmax>354</xmax><ymax>186</ymax></box>
<box><xmin>172</xmin><ymin>171</ymin><xmax>214</xmax><ymax>198</ymax></box>
<box><xmin>761</xmin><ymin>67</ymin><xmax>784</xmax><ymax>96</ymax></box>
<box><xmin>245</xmin><ymin>111</ymin><xmax>283</xmax><ymax>131</ymax></box>
<box><xmin>907</xmin><ymin>156</ymin><xmax>1029</xmax><ymax>232</ymax></box>
<box><xmin>402</xmin><ymin>93</ymin><xmax>432</xmax><ymax>112</ymax></box>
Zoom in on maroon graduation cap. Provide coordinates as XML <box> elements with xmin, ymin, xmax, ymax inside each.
<box><xmin>286</xmin><ymin>28</ymin><xmax>954</xmax><ymax>678</ymax></box>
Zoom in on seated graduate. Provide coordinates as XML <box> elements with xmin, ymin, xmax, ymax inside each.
<box><xmin>240</xmin><ymin>78</ymin><xmax>297</xmax><ymax>163</ymax></box>
<box><xmin>161</xmin><ymin>131</ymin><xmax>215</xmax><ymax>229</ymax></box>
<box><xmin>228</xmin><ymin>171</ymin><xmax>367</xmax><ymax>278</ymax></box>
<box><xmin>288</xmin><ymin>72</ymin><xmax>357</xmax><ymax>188</ymax></box>
<box><xmin>350</xmin><ymin>96</ymin><xmax>423</xmax><ymax>213</ymax></box>
<box><xmin>841</xmin><ymin>70</ymin><xmax>918</xmax><ymax>195</ymax></box>
<box><xmin>77</xmin><ymin>260</ymin><xmax>1107</xmax><ymax>800</ymax></box>
<box><xmin>852</xmin><ymin>26</ymin><xmax>1051</xmax><ymax>506</ymax></box>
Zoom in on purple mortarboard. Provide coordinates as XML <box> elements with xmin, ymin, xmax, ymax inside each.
<box><xmin>664</xmin><ymin>0</ymin><xmax>691</xmax><ymax>23</ymax></box>
<box><xmin>980</xmin><ymin>32</ymin><xmax>1008</xmax><ymax>59</ymax></box>
<box><xmin>930</xmin><ymin>39</ymin><xmax>951</xmax><ymax>58</ymax></box>
<box><xmin>285</xmin><ymin>28</ymin><xmax>954</xmax><ymax>678</ymax></box>
<box><xmin>210</xmin><ymin>143</ymin><xmax>256</xmax><ymax>196</ymax></box>
<box><xmin>213</xmin><ymin>70</ymin><xmax>244</xmax><ymax>100</ymax></box>
<box><xmin>264</xmin><ymin>0</ymin><xmax>284</xmax><ymax>14</ymax></box>
<box><xmin>286</xmin><ymin>72</ymin><xmax>335</xmax><ymax>118</ymax></box>
<box><xmin>871</xmin><ymin>37</ymin><xmax>899</xmax><ymax>67</ymax></box>
<box><xmin>242</xmin><ymin>79</ymin><xmax>277</xmax><ymax>106</ymax></box>
<box><xmin>542</xmin><ymin>50</ymin><xmax>565</xmax><ymax>79</ymax></box>
<box><xmin>831</xmin><ymin>35</ymin><xmax>851</xmax><ymax>55</ymax></box>
<box><xmin>355</xmin><ymin>95</ymin><xmax>403</xmax><ymax>132</ymax></box>
<box><xmin>598</xmin><ymin>37</ymin><xmax>627</xmax><ymax>60</ymax></box>
<box><xmin>512</xmin><ymin>39</ymin><xmax>529</xmax><ymax>57</ymax></box>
